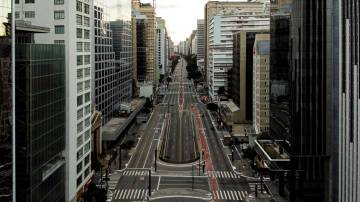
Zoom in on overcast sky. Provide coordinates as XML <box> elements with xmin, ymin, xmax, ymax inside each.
<box><xmin>107</xmin><ymin>0</ymin><xmax>244</xmax><ymax>44</ymax></box>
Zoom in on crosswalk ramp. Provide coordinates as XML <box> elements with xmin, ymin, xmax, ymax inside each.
<box><xmin>112</xmin><ymin>189</ymin><xmax>155</xmax><ymax>200</ymax></box>
<box><xmin>212</xmin><ymin>190</ymin><xmax>248</xmax><ymax>201</ymax></box>
<box><xmin>122</xmin><ymin>170</ymin><xmax>149</xmax><ymax>177</ymax></box>
<box><xmin>208</xmin><ymin>171</ymin><xmax>240</xmax><ymax>179</ymax></box>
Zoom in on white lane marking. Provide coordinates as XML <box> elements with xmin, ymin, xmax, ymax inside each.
<box><xmin>227</xmin><ymin>190</ymin><xmax>232</xmax><ymax>200</ymax></box>
<box><xmin>233</xmin><ymin>191</ymin><xmax>239</xmax><ymax>200</ymax></box>
<box><xmin>220</xmin><ymin>190</ymin><xmax>224</xmax><ymax>200</ymax></box>
<box><xmin>118</xmin><ymin>189</ymin><xmax>125</xmax><ymax>199</ymax></box>
<box><xmin>125</xmin><ymin>189</ymin><xmax>131</xmax><ymax>199</ymax></box>
<box><xmin>134</xmin><ymin>189</ymin><xmax>139</xmax><ymax>199</ymax></box>
<box><xmin>242</xmin><ymin>191</ymin><xmax>247</xmax><ymax>199</ymax></box>
<box><xmin>157</xmin><ymin>176</ymin><xmax>161</xmax><ymax>190</ymax></box>
<box><xmin>230</xmin><ymin>190</ymin><xmax>235</xmax><ymax>200</ymax></box>
<box><xmin>237</xmin><ymin>191</ymin><xmax>242</xmax><ymax>200</ymax></box>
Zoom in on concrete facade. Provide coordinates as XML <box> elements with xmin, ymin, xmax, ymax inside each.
<box><xmin>252</xmin><ymin>34</ymin><xmax>270</xmax><ymax>135</ymax></box>
<box><xmin>15</xmin><ymin>0</ymin><xmax>94</xmax><ymax>200</ymax></box>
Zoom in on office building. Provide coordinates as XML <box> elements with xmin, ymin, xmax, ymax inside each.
<box><xmin>15</xmin><ymin>0</ymin><xmax>94</xmax><ymax>200</ymax></box>
<box><xmin>269</xmin><ymin>2</ymin><xmax>292</xmax><ymax>141</ymax></box>
<box><xmin>232</xmin><ymin>30</ymin><xmax>268</xmax><ymax>124</ymax></box>
<box><xmin>208</xmin><ymin>13</ymin><xmax>269</xmax><ymax>100</ymax></box>
<box><xmin>191</xmin><ymin>32</ymin><xmax>197</xmax><ymax>55</ymax></box>
<box><xmin>110</xmin><ymin>20</ymin><xmax>132</xmax><ymax>105</ymax></box>
<box><xmin>0</xmin><ymin>2</ymin><xmax>12</xmax><ymax>201</ymax></box>
<box><xmin>94</xmin><ymin>2</ymin><xmax>116</xmax><ymax>124</ymax></box>
<box><xmin>196</xmin><ymin>19</ymin><xmax>205</xmax><ymax>71</ymax></box>
<box><xmin>15</xmin><ymin>32</ymin><xmax>66</xmax><ymax>201</ymax></box>
<box><xmin>204</xmin><ymin>1</ymin><xmax>269</xmax><ymax>83</ymax></box>
<box><xmin>156</xmin><ymin>17</ymin><xmax>167</xmax><ymax>80</ymax></box>
<box><xmin>333</xmin><ymin>1</ymin><xmax>360</xmax><ymax>201</ymax></box>
<box><xmin>253</xmin><ymin>34</ymin><xmax>270</xmax><ymax>134</ymax></box>
<box><xmin>132</xmin><ymin>0</ymin><xmax>156</xmax><ymax>85</ymax></box>
<box><xmin>132</xmin><ymin>14</ymin><xmax>147</xmax><ymax>83</ymax></box>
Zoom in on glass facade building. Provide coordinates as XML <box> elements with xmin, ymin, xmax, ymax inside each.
<box><xmin>0</xmin><ymin>0</ymin><xmax>12</xmax><ymax>201</ymax></box>
<box><xmin>15</xmin><ymin>44</ymin><xmax>65</xmax><ymax>202</ymax></box>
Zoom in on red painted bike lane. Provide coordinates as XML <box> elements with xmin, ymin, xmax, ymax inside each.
<box><xmin>191</xmin><ymin>105</ymin><xmax>220</xmax><ymax>202</ymax></box>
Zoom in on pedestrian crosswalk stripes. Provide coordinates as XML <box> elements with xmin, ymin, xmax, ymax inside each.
<box><xmin>112</xmin><ymin>189</ymin><xmax>156</xmax><ymax>200</ymax></box>
<box><xmin>122</xmin><ymin>170</ymin><xmax>148</xmax><ymax>176</ymax></box>
<box><xmin>212</xmin><ymin>190</ymin><xmax>248</xmax><ymax>201</ymax></box>
<box><xmin>208</xmin><ymin>171</ymin><xmax>240</xmax><ymax>179</ymax></box>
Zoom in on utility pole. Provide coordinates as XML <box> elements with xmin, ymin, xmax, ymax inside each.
<box><xmin>231</xmin><ymin>146</ymin><xmax>234</xmax><ymax>162</ymax></box>
<box><xmin>198</xmin><ymin>159</ymin><xmax>201</xmax><ymax>176</ymax></box>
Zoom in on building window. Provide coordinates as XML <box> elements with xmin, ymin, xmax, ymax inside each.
<box><xmin>77</xmin><ymin>121</ymin><xmax>83</xmax><ymax>133</ymax></box>
<box><xmin>77</xmin><ymin>69</ymin><xmax>83</xmax><ymax>79</ymax></box>
<box><xmin>85</xmin><ymin>105</ymin><xmax>90</xmax><ymax>114</ymax></box>
<box><xmin>84</xmin><ymin>166</ymin><xmax>90</xmax><ymax>178</ymax></box>
<box><xmin>84</xmin><ymin>154</ymin><xmax>90</xmax><ymax>166</ymax></box>
<box><xmin>25</xmin><ymin>0</ymin><xmax>35</xmax><ymax>3</ymax></box>
<box><xmin>84</xmin><ymin>29</ymin><xmax>90</xmax><ymax>39</ymax></box>
<box><xmin>15</xmin><ymin>12</ymin><xmax>19</xmax><ymax>18</ymax></box>
<box><xmin>77</xmin><ymin>147</ymin><xmax>83</xmax><ymax>160</ymax></box>
<box><xmin>77</xmin><ymin>95</ymin><xmax>83</xmax><ymax>106</ymax></box>
<box><xmin>85</xmin><ymin>67</ymin><xmax>90</xmax><ymax>77</ymax></box>
<box><xmin>54</xmin><ymin>0</ymin><xmax>64</xmax><ymax>5</ymax></box>
<box><xmin>84</xmin><ymin>55</ymin><xmax>90</xmax><ymax>65</ymax></box>
<box><xmin>77</xmin><ymin>135</ymin><xmax>83</xmax><ymax>147</ymax></box>
<box><xmin>84</xmin><ymin>42</ymin><xmax>90</xmax><ymax>51</ymax></box>
<box><xmin>77</xmin><ymin>55</ymin><xmax>83</xmax><ymax>65</ymax></box>
<box><xmin>76</xmin><ymin>14</ymin><xmax>82</xmax><ymax>25</ymax></box>
<box><xmin>84</xmin><ymin>80</ymin><xmax>90</xmax><ymax>90</ymax></box>
<box><xmin>84</xmin><ymin>117</ymin><xmax>90</xmax><ymax>128</ymax></box>
<box><xmin>77</xmin><ymin>176</ymin><xmax>82</xmax><ymax>187</ymax></box>
<box><xmin>54</xmin><ymin>10</ymin><xmax>65</xmax><ymax>19</ymax></box>
<box><xmin>76</xmin><ymin>1</ymin><xmax>82</xmax><ymax>12</ymax></box>
<box><xmin>77</xmin><ymin>28</ymin><xmax>82</xmax><ymax>38</ymax></box>
<box><xmin>84</xmin><ymin>4</ymin><xmax>89</xmax><ymax>14</ymax></box>
<box><xmin>15</xmin><ymin>0</ymin><xmax>19</xmax><ymax>4</ymax></box>
<box><xmin>54</xmin><ymin>40</ymin><xmax>65</xmax><ymax>44</ymax></box>
<box><xmin>84</xmin><ymin>17</ymin><xmax>90</xmax><ymax>27</ymax></box>
<box><xmin>54</xmin><ymin>25</ymin><xmax>65</xmax><ymax>34</ymax></box>
<box><xmin>84</xmin><ymin>93</ymin><xmax>90</xmax><ymax>103</ymax></box>
<box><xmin>77</xmin><ymin>42</ymin><xmax>83</xmax><ymax>52</ymax></box>
<box><xmin>77</xmin><ymin>162</ymin><xmax>82</xmax><ymax>174</ymax></box>
<box><xmin>24</xmin><ymin>11</ymin><xmax>35</xmax><ymax>18</ymax></box>
<box><xmin>77</xmin><ymin>82</ymin><xmax>83</xmax><ymax>93</ymax></box>
<box><xmin>85</xmin><ymin>130</ymin><xmax>90</xmax><ymax>141</ymax></box>
<box><xmin>84</xmin><ymin>141</ymin><xmax>90</xmax><ymax>153</ymax></box>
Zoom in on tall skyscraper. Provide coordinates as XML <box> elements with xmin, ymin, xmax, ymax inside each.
<box><xmin>93</xmin><ymin>2</ymin><xmax>116</xmax><ymax>124</ymax></box>
<box><xmin>132</xmin><ymin>14</ymin><xmax>147</xmax><ymax>83</ymax></box>
<box><xmin>208</xmin><ymin>12</ymin><xmax>269</xmax><ymax>100</ymax></box>
<box><xmin>132</xmin><ymin>0</ymin><xmax>156</xmax><ymax>85</ymax></box>
<box><xmin>15</xmin><ymin>0</ymin><xmax>94</xmax><ymax>200</ymax></box>
<box><xmin>204</xmin><ymin>1</ymin><xmax>269</xmax><ymax>84</ymax></box>
<box><xmin>110</xmin><ymin>19</ymin><xmax>133</xmax><ymax>105</ymax></box>
<box><xmin>196</xmin><ymin>19</ymin><xmax>205</xmax><ymax>71</ymax></box>
<box><xmin>329</xmin><ymin>0</ymin><xmax>360</xmax><ymax>201</ymax></box>
<box><xmin>232</xmin><ymin>30</ymin><xmax>269</xmax><ymax>124</ymax></box>
<box><xmin>0</xmin><ymin>1</ymin><xmax>13</xmax><ymax>201</ymax></box>
<box><xmin>155</xmin><ymin>17</ymin><xmax>167</xmax><ymax>80</ymax></box>
<box><xmin>15</xmin><ymin>36</ymin><xmax>66</xmax><ymax>202</ymax></box>
<box><xmin>253</xmin><ymin>34</ymin><xmax>270</xmax><ymax>134</ymax></box>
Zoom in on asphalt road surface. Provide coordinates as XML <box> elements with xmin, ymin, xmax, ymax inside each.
<box><xmin>109</xmin><ymin>57</ymin><xmax>258</xmax><ymax>202</ymax></box>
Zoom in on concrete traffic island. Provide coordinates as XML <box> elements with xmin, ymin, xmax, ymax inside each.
<box><xmin>150</xmin><ymin>188</ymin><xmax>212</xmax><ymax>202</ymax></box>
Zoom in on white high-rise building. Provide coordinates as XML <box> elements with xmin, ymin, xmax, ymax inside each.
<box><xmin>156</xmin><ymin>17</ymin><xmax>167</xmax><ymax>77</ymax></box>
<box><xmin>208</xmin><ymin>13</ymin><xmax>269</xmax><ymax>100</ymax></box>
<box><xmin>196</xmin><ymin>19</ymin><xmax>205</xmax><ymax>70</ymax></box>
<box><xmin>15</xmin><ymin>0</ymin><xmax>94</xmax><ymax>201</ymax></box>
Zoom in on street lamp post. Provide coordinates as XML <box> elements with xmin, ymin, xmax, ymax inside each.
<box><xmin>118</xmin><ymin>147</ymin><xmax>122</xmax><ymax>170</ymax></box>
<box><xmin>192</xmin><ymin>165</ymin><xmax>194</xmax><ymax>190</ymax></box>
<box><xmin>148</xmin><ymin>169</ymin><xmax>152</xmax><ymax>197</ymax></box>
<box><xmin>155</xmin><ymin>149</ymin><xmax>157</xmax><ymax>172</ymax></box>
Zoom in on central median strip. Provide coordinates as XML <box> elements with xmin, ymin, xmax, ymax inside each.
<box><xmin>191</xmin><ymin>105</ymin><xmax>220</xmax><ymax>202</ymax></box>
